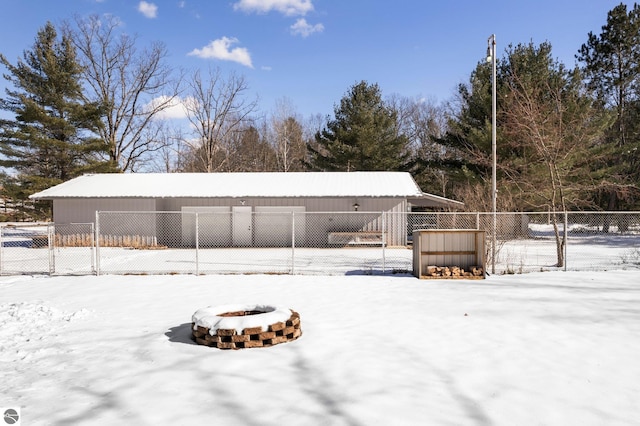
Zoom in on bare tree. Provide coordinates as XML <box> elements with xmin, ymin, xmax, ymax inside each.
<box><xmin>66</xmin><ymin>15</ymin><xmax>181</xmax><ymax>172</ymax></box>
<box><xmin>147</xmin><ymin>124</ymin><xmax>186</xmax><ymax>173</ymax></box>
<box><xmin>502</xmin><ymin>43</ymin><xmax>609</xmax><ymax>267</ymax></box>
<box><xmin>225</xmin><ymin>123</ymin><xmax>277</xmax><ymax>172</ymax></box>
<box><xmin>182</xmin><ymin>67</ymin><xmax>258</xmax><ymax>172</ymax></box>
<box><xmin>388</xmin><ymin>94</ymin><xmax>449</xmax><ymax>195</ymax></box>
<box><xmin>304</xmin><ymin>113</ymin><xmax>328</xmax><ymax>139</ymax></box>
<box><xmin>269</xmin><ymin>97</ymin><xmax>306</xmax><ymax>172</ymax></box>
<box><xmin>410</xmin><ymin>98</ymin><xmax>446</xmax><ymax>160</ymax></box>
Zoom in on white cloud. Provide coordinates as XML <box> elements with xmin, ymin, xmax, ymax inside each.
<box><xmin>290</xmin><ymin>18</ymin><xmax>324</xmax><ymax>37</ymax></box>
<box><xmin>138</xmin><ymin>1</ymin><xmax>158</xmax><ymax>18</ymax></box>
<box><xmin>261</xmin><ymin>66</ymin><xmax>273</xmax><ymax>71</ymax></box>
<box><xmin>146</xmin><ymin>96</ymin><xmax>190</xmax><ymax>120</ymax></box>
<box><xmin>178</xmin><ymin>1</ymin><xmax>186</xmax><ymax>8</ymax></box>
<box><xmin>188</xmin><ymin>37</ymin><xmax>253</xmax><ymax>68</ymax></box>
<box><xmin>233</xmin><ymin>0</ymin><xmax>313</xmax><ymax>16</ymax></box>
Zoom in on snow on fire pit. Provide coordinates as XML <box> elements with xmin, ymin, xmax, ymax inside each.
<box><xmin>191</xmin><ymin>304</ymin><xmax>302</xmax><ymax>349</ymax></box>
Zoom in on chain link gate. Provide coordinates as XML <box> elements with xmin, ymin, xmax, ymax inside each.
<box><xmin>0</xmin><ymin>223</ymin><xmax>95</xmax><ymax>275</ymax></box>
<box><xmin>52</xmin><ymin>223</ymin><xmax>96</xmax><ymax>275</ymax></box>
<box><xmin>0</xmin><ymin>223</ymin><xmax>52</xmax><ymax>275</ymax></box>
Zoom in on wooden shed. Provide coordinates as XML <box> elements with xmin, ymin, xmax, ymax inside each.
<box><xmin>412</xmin><ymin>229</ymin><xmax>486</xmax><ymax>279</ymax></box>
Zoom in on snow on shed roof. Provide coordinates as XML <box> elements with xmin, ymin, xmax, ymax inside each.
<box><xmin>30</xmin><ymin>172</ymin><xmax>430</xmax><ymax>199</ymax></box>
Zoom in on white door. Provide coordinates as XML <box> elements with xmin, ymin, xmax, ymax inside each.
<box><xmin>232</xmin><ymin>206</ymin><xmax>252</xmax><ymax>246</ymax></box>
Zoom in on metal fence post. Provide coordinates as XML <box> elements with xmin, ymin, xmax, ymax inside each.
<box><xmin>492</xmin><ymin>212</ymin><xmax>497</xmax><ymax>275</ymax></box>
<box><xmin>90</xmin><ymin>222</ymin><xmax>96</xmax><ymax>274</ymax></box>
<box><xmin>382</xmin><ymin>211</ymin><xmax>386</xmax><ymax>274</ymax></box>
<box><xmin>195</xmin><ymin>212</ymin><xmax>200</xmax><ymax>276</ymax></box>
<box><xmin>564</xmin><ymin>211</ymin><xmax>568</xmax><ymax>272</ymax></box>
<box><xmin>0</xmin><ymin>226</ymin><xmax>3</xmax><ymax>276</ymax></box>
<box><xmin>95</xmin><ymin>211</ymin><xmax>101</xmax><ymax>276</ymax></box>
<box><xmin>291</xmin><ymin>211</ymin><xmax>295</xmax><ymax>275</ymax></box>
<box><xmin>48</xmin><ymin>224</ymin><xmax>55</xmax><ymax>275</ymax></box>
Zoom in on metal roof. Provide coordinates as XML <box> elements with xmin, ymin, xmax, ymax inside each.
<box><xmin>29</xmin><ymin>171</ymin><xmax>463</xmax><ymax>207</ymax></box>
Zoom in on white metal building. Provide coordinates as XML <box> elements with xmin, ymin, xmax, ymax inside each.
<box><xmin>30</xmin><ymin>172</ymin><xmax>462</xmax><ymax>247</ymax></box>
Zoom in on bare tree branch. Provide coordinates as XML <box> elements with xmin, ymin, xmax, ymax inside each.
<box><xmin>66</xmin><ymin>14</ymin><xmax>182</xmax><ymax>171</ymax></box>
<box><xmin>182</xmin><ymin>67</ymin><xmax>258</xmax><ymax>172</ymax></box>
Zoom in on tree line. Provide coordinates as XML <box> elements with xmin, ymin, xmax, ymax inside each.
<box><xmin>1</xmin><ymin>4</ymin><xmax>639</xmax><ymax>221</ymax></box>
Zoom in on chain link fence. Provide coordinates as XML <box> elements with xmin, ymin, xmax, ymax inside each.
<box><xmin>1</xmin><ymin>211</ymin><xmax>638</xmax><ymax>276</ymax></box>
<box><xmin>407</xmin><ymin>211</ymin><xmax>640</xmax><ymax>273</ymax></box>
<box><xmin>0</xmin><ymin>223</ymin><xmax>94</xmax><ymax>275</ymax></box>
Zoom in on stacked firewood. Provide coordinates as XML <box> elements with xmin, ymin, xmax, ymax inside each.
<box><xmin>424</xmin><ymin>265</ymin><xmax>484</xmax><ymax>278</ymax></box>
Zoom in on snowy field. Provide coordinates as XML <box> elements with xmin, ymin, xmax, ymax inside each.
<box><xmin>2</xmin><ymin>270</ymin><xmax>640</xmax><ymax>425</ymax></box>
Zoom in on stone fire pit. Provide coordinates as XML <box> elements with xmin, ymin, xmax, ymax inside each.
<box><xmin>192</xmin><ymin>304</ymin><xmax>302</xmax><ymax>349</ymax></box>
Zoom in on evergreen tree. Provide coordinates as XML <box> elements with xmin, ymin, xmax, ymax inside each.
<box><xmin>577</xmin><ymin>3</ymin><xmax>640</xmax><ymax>210</ymax></box>
<box><xmin>440</xmin><ymin>42</ymin><xmax>610</xmax><ymax>213</ymax></box>
<box><xmin>503</xmin><ymin>42</ymin><xmax>610</xmax><ymax>209</ymax></box>
<box><xmin>307</xmin><ymin>81</ymin><xmax>409</xmax><ymax>171</ymax></box>
<box><xmin>0</xmin><ymin>22</ymin><xmax>114</xmax><ymax>219</ymax></box>
<box><xmin>435</xmin><ymin>60</ymin><xmax>509</xmax><ymax>211</ymax></box>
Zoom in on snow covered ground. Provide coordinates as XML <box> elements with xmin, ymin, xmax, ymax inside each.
<box><xmin>2</xmin><ymin>270</ymin><xmax>640</xmax><ymax>425</ymax></box>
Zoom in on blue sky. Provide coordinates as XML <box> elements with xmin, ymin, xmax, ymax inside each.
<box><xmin>0</xmin><ymin>0</ymin><xmax>633</xmax><ymax>119</ymax></box>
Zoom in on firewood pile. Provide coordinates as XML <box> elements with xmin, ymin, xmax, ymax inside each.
<box><xmin>422</xmin><ymin>265</ymin><xmax>484</xmax><ymax>279</ymax></box>
<box><xmin>192</xmin><ymin>310</ymin><xmax>302</xmax><ymax>349</ymax></box>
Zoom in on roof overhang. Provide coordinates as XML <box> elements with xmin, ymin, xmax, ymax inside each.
<box><xmin>408</xmin><ymin>193</ymin><xmax>465</xmax><ymax>209</ymax></box>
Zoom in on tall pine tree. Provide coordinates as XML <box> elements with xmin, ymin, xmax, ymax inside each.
<box><xmin>577</xmin><ymin>3</ymin><xmax>640</xmax><ymax>210</ymax></box>
<box><xmin>434</xmin><ymin>60</ymin><xmax>507</xmax><ymax>211</ymax></box>
<box><xmin>0</xmin><ymin>22</ymin><xmax>114</xmax><ymax>220</ymax></box>
<box><xmin>307</xmin><ymin>81</ymin><xmax>409</xmax><ymax>171</ymax></box>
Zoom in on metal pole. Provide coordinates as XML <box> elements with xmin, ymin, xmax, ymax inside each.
<box><xmin>95</xmin><ymin>211</ymin><xmax>101</xmax><ymax>276</ymax></box>
<box><xmin>195</xmin><ymin>213</ymin><xmax>199</xmax><ymax>276</ymax></box>
<box><xmin>90</xmin><ymin>222</ymin><xmax>95</xmax><ymax>274</ymax></box>
<box><xmin>382</xmin><ymin>212</ymin><xmax>386</xmax><ymax>274</ymax></box>
<box><xmin>488</xmin><ymin>34</ymin><xmax>497</xmax><ymax>275</ymax></box>
<box><xmin>291</xmin><ymin>212</ymin><xmax>295</xmax><ymax>275</ymax></box>
<box><xmin>564</xmin><ymin>211</ymin><xmax>568</xmax><ymax>272</ymax></box>
<box><xmin>48</xmin><ymin>224</ymin><xmax>54</xmax><ymax>275</ymax></box>
<box><xmin>0</xmin><ymin>226</ymin><xmax>3</xmax><ymax>276</ymax></box>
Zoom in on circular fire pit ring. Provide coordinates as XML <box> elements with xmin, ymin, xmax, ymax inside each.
<box><xmin>192</xmin><ymin>304</ymin><xmax>302</xmax><ymax>349</ymax></box>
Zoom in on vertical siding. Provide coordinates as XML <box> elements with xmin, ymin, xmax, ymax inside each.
<box><xmin>54</xmin><ymin>198</ymin><xmax>155</xmax><ymax>224</ymax></box>
<box><xmin>53</xmin><ymin>196</ymin><xmax>410</xmax><ymax>247</ymax></box>
<box><xmin>158</xmin><ymin>197</ymin><xmax>403</xmax><ymax>213</ymax></box>
<box><xmin>181</xmin><ymin>206</ymin><xmax>231</xmax><ymax>247</ymax></box>
<box><xmin>157</xmin><ymin>197</ymin><xmax>407</xmax><ymax>246</ymax></box>
<box><xmin>54</xmin><ymin>198</ymin><xmax>157</xmax><ymax>240</ymax></box>
<box><xmin>413</xmin><ymin>230</ymin><xmax>486</xmax><ymax>276</ymax></box>
<box><xmin>254</xmin><ymin>206</ymin><xmax>306</xmax><ymax>247</ymax></box>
